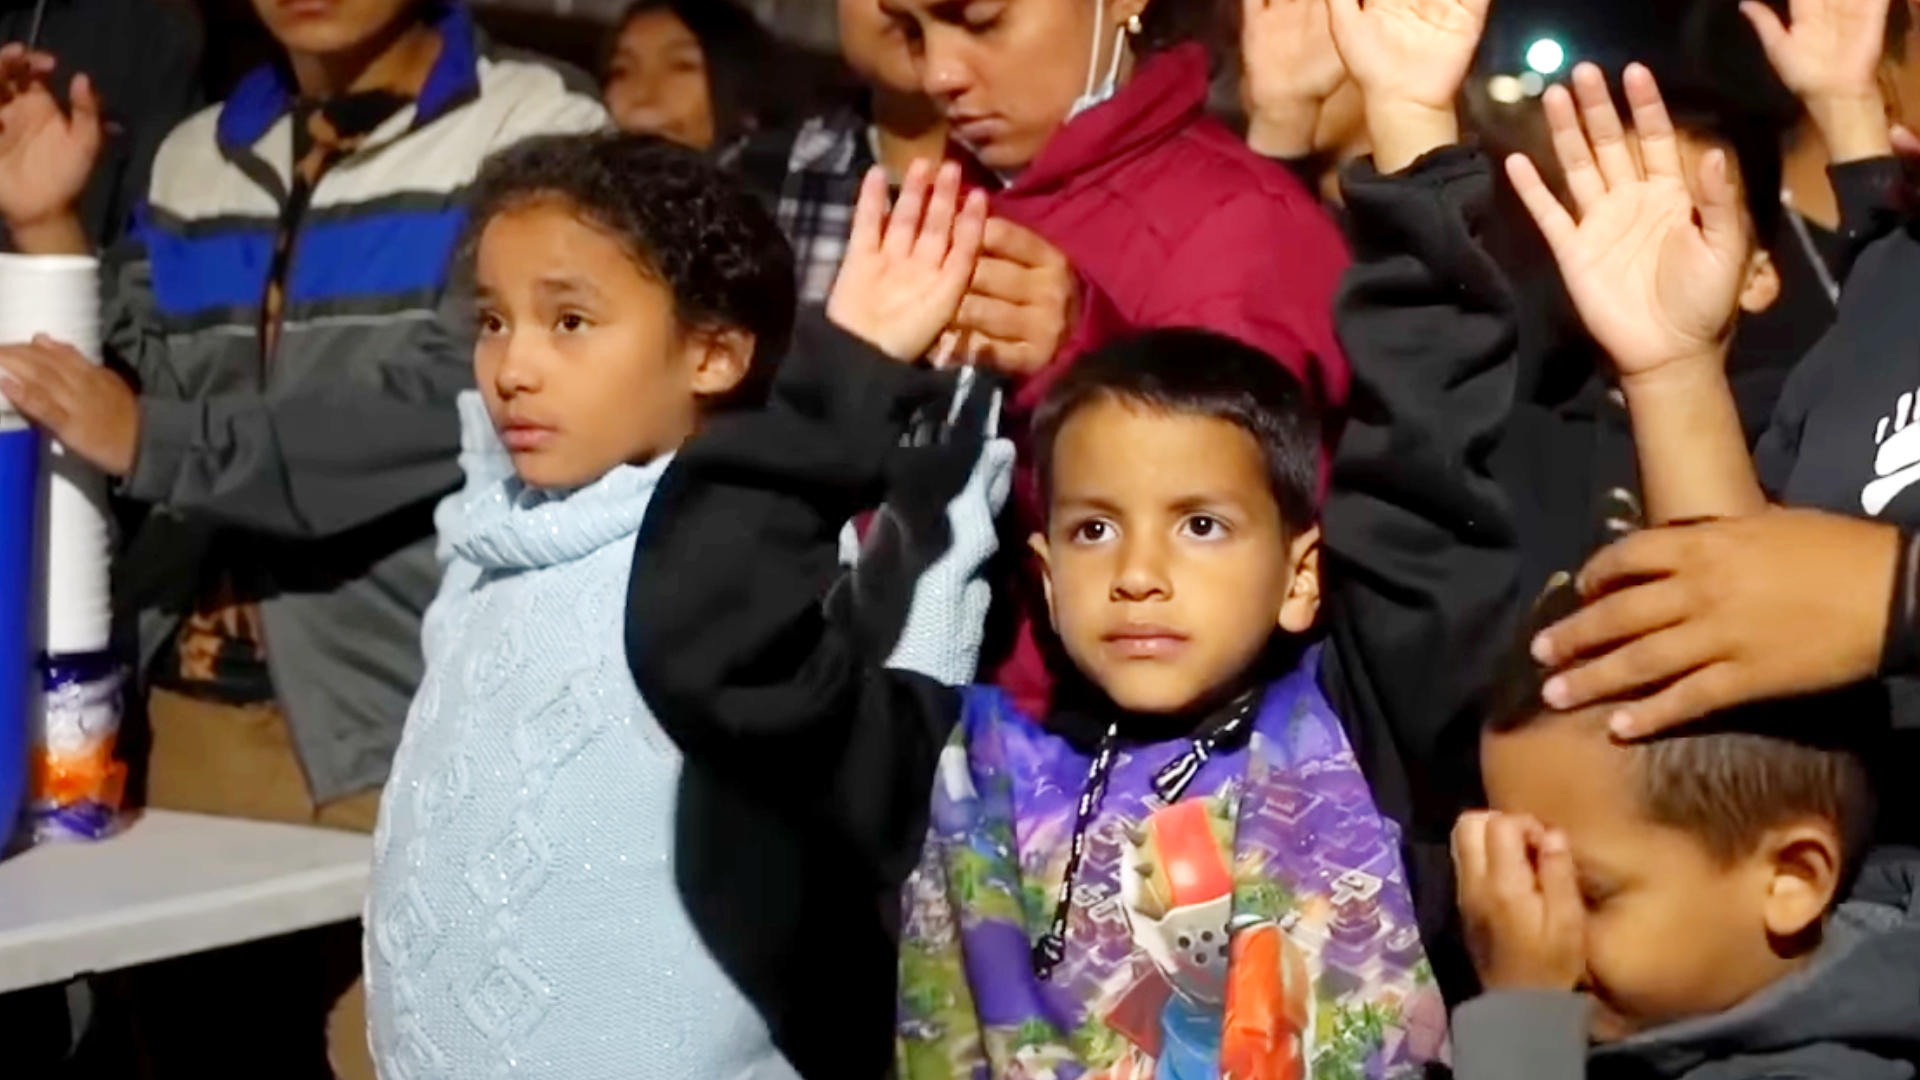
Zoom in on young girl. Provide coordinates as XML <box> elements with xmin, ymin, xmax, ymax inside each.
<box><xmin>363</xmin><ymin>132</ymin><xmax>995</xmax><ymax>1080</ymax></box>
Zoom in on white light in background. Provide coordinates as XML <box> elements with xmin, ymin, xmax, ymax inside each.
<box><xmin>1487</xmin><ymin>75</ymin><xmax>1525</xmax><ymax>104</ymax></box>
<box><xmin>1526</xmin><ymin>37</ymin><xmax>1567</xmax><ymax>75</ymax></box>
<box><xmin>1519</xmin><ymin>71</ymin><xmax>1548</xmax><ymax>98</ymax></box>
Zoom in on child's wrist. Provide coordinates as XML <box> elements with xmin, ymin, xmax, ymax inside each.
<box><xmin>1616</xmin><ymin>350</ymin><xmax>1730</xmax><ymax>405</ymax></box>
<box><xmin>1363</xmin><ymin>100</ymin><xmax>1459</xmax><ymax>175</ymax></box>
<box><xmin>1807</xmin><ymin>92</ymin><xmax>1894</xmax><ymax>164</ymax></box>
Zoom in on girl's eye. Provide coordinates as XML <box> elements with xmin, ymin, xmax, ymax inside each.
<box><xmin>1071</xmin><ymin>519</ymin><xmax>1113</xmax><ymax>544</ymax></box>
<box><xmin>1182</xmin><ymin>514</ymin><xmax>1227</xmax><ymax>539</ymax></box>
<box><xmin>477</xmin><ymin>312</ymin><xmax>505</xmax><ymax>335</ymax></box>
<box><xmin>557</xmin><ymin>312</ymin><xmax>589</xmax><ymax>333</ymax></box>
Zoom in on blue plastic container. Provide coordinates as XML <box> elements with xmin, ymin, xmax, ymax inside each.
<box><xmin>0</xmin><ymin>421</ymin><xmax>38</xmax><ymax>849</ymax></box>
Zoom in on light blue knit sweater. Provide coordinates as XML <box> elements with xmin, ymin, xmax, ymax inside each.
<box><xmin>365</xmin><ymin>394</ymin><xmax>801</xmax><ymax>1080</ymax></box>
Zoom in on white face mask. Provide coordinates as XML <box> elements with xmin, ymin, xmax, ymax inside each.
<box><xmin>1065</xmin><ymin>0</ymin><xmax>1130</xmax><ymax>121</ymax></box>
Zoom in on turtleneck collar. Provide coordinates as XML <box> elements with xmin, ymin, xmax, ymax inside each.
<box><xmin>443</xmin><ymin>392</ymin><xmax>672</xmax><ymax>572</ymax></box>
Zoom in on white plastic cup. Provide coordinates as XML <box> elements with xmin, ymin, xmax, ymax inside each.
<box><xmin>0</xmin><ymin>254</ymin><xmax>111</xmax><ymax>656</ymax></box>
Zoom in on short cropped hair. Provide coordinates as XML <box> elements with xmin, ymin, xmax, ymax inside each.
<box><xmin>1488</xmin><ymin>573</ymin><xmax>1882</xmax><ymax>867</ymax></box>
<box><xmin>465</xmin><ymin>132</ymin><xmax>797</xmax><ymax>408</ymax></box>
<box><xmin>1030</xmin><ymin>328</ymin><xmax>1321</xmax><ymax>535</ymax></box>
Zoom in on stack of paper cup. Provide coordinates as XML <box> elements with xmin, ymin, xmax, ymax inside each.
<box><xmin>0</xmin><ymin>253</ymin><xmax>122</xmax><ymax>843</ymax></box>
<box><xmin>0</xmin><ymin>396</ymin><xmax>37</xmax><ymax>848</ymax></box>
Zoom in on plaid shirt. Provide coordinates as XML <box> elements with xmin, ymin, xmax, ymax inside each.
<box><xmin>774</xmin><ymin>108</ymin><xmax>876</xmax><ymax>304</ymax></box>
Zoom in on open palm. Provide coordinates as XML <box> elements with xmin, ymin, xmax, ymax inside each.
<box><xmin>1327</xmin><ymin>0</ymin><xmax>1489</xmax><ymax>110</ymax></box>
<box><xmin>0</xmin><ymin>57</ymin><xmax>101</xmax><ymax>232</ymax></box>
<box><xmin>1508</xmin><ymin>64</ymin><xmax>1748</xmax><ymax>378</ymax></box>
<box><xmin>1242</xmin><ymin>0</ymin><xmax>1347</xmax><ymax>114</ymax></box>
<box><xmin>1741</xmin><ymin>0</ymin><xmax>1892</xmax><ymax>102</ymax></box>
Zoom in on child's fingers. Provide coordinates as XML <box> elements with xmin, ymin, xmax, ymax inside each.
<box><xmin>1484</xmin><ymin>814</ymin><xmax>1538</xmax><ymax>905</ymax></box>
<box><xmin>1737</xmin><ymin>1</ymin><xmax>1794</xmax><ymax>72</ymax></box>
<box><xmin>1542</xmin><ymin>86</ymin><xmax>1606</xmax><ymax>215</ymax></box>
<box><xmin>1542</xmin><ymin>622</ymin><xmax>1717</xmax><ymax>714</ymax></box>
<box><xmin>1570</xmin><ymin>62</ymin><xmax>1640</xmax><ymax>189</ymax></box>
<box><xmin>1694</xmin><ymin>148</ymin><xmax>1748</xmax><ymax>262</ymax></box>
<box><xmin>847</xmin><ymin>166</ymin><xmax>890</xmax><ymax>257</ymax></box>
<box><xmin>1535</xmin><ymin>830</ymin><xmax>1583</xmax><ymax>944</ymax></box>
<box><xmin>1451</xmin><ymin>812</ymin><xmax>1492</xmax><ymax>892</ymax></box>
<box><xmin>1623</xmin><ymin>64</ymin><xmax>1682</xmax><ymax>182</ymax></box>
<box><xmin>1505</xmin><ymin>154</ymin><xmax>1579</xmax><ymax>260</ymax></box>
<box><xmin>883</xmin><ymin>159</ymin><xmax>934</xmax><ymax>259</ymax></box>
<box><xmin>912</xmin><ymin>161</ymin><xmax>964</xmax><ymax>266</ymax></box>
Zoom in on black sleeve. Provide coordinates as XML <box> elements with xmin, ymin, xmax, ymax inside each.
<box><xmin>1831</xmin><ymin>156</ymin><xmax>1908</xmax><ymax>281</ymax></box>
<box><xmin>1320</xmin><ymin>146</ymin><xmax>1522</xmax><ymax>833</ymax></box>
<box><xmin>626</xmin><ymin>313</ymin><xmax>968</xmax><ymax>886</ymax></box>
<box><xmin>1320</xmin><ymin>146</ymin><xmax>1523</xmax><ymax>1004</ymax></box>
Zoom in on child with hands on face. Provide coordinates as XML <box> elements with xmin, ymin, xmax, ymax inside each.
<box><xmin>1444</xmin><ymin>16</ymin><xmax>1920</xmax><ymax>1079</ymax></box>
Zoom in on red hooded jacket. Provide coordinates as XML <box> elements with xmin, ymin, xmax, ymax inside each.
<box><xmin>985</xmin><ymin>43</ymin><xmax>1351</xmax><ymax>716</ymax></box>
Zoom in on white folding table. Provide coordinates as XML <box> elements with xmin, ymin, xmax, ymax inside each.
<box><xmin>0</xmin><ymin>809</ymin><xmax>370</xmax><ymax>993</ymax></box>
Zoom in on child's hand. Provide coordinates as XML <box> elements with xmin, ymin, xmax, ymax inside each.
<box><xmin>949</xmin><ymin>218</ymin><xmax>1078</xmax><ymax>377</ymax></box>
<box><xmin>1532</xmin><ymin>511</ymin><xmax>1898</xmax><ymax>739</ymax></box>
<box><xmin>0</xmin><ymin>45</ymin><xmax>99</xmax><ymax>254</ymax></box>
<box><xmin>1327</xmin><ymin>0</ymin><xmax>1489</xmax><ymax>172</ymax></box>
<box><xmin>827</xmin><ymin>160</ymin><xmax>987</xmax><ymax>363</ymax></box>
<box><xmin>1241</xmin><ymin>0</ymin><xmax>1350</xmax><ymax>158</ymax></box>
<box><xmin>1509</xmin><ymin>64</ymin><xmax>1748</xmax><ymax>390</ymax></box>
<box><xmin>1454</xmin><ymin>812</ymin><xmax>1585</xmax><ymax>993</ymax></box>
<box><xmin>1743</xmin><ymin>0</ymin><xmax>1894</xmax><ymax>162</ymax></box>
<box><xmin>0</xmin><ymin>335</ymin><xmax>138</xmax><ymax>476</ymax></box>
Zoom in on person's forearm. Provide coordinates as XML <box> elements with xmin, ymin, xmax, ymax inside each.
<box><xmin>1366</xmin><ymin>101</ymin><xmax>1459</xmax><ymax>176</ymax></box>
<box><xmin>8</xmin><ymin>213</ymin><xmax>89</xmax><ymax>255</ymax></box>
<box><xmin>1808</xmin><ymin>92</ymin><xmax>1893</xmax><ymax>164</ymax></box>
<box><xmin>1621</xmin><ymin>355</ymin><xmax>1768</xmax><ymax>524</ymax></box>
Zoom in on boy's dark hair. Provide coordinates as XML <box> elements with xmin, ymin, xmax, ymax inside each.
<box><xmin>1488</xmin><ymin>573</ymin><xmax>1882</xmax><ymax>869</ymax></box>
<box><xmin>1031</xmin><ymin>328</ymin><xmax>1321</xmax><ymax>534</ymax></box>
<box><xmin>608</xmin><ymin>0</ymin><xmax>797</xmax><ymax>148</ymax></box>
<box><xmin>466</xmin><ymin>132</ymin><xmax>797</xmax><ymax>407</ymax></box>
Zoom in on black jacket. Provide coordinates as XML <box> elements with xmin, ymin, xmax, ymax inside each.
<box><xmin>1451</xmin><ymin>847</ymin><xmax>1920</xmax><ymax>1080</ymax></box>
<box><xmin>624</xmin><ymin>145</ymin><xmax>1523</xmax><ymax>1080</ymax></box>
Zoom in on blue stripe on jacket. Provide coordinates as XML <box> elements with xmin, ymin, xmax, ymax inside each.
<box><xmin>142</xmin><ymin>205</ymin><xmax>467</xmax><ymax>318</ymax></box>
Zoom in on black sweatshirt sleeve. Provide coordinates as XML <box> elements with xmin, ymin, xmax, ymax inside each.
<box><xmin>1831</xmin><ymin>156</ymin><xmax>1908</xmax><ymax>280</ymax></box>
<box><xmin>626</xmin><ymin>313</ymin><xmax>968</xmax><ymax>886</ymax></box>
<box><xmin>1320</xmin><ymin>146</ymin><xmax>1522</xmax><ymax>836</ymax></box>
<box><xmin>1756</xmin><ymin>157</ymin><xmax>1913</xmax><ymax>497</ymax></box>
<box><xmin>1318</xmin><ymin>149</ymin><xmax>1523</xmax><ymax>1002</ymax></box>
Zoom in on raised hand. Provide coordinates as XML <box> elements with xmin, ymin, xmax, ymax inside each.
<box><xmin>1742</xmin><ymin>0</ymin><xmax>1896</xmax><ymax>160</ymax></box>
<box><xmin>1326</xmin><ymin>0</ymin><xmax>1490</xmax><ymax>171</ymax></box>
<box><xmin>826</xmin><ymin>160</ymin><xmax>987</xmax><ymax>362</ymax></box>
<box><xmin>1453</xmin><ymin>812</ymin><xmax>1585</xmax><ymax>992</ymax></box>
<box><xmin>1508</xmin><ymin>64</ymin><xmax>1749</xmax><ymax>383</ymax></box>
<box><xmin>1241</xmin><ymin>0</ymin><xmax>1349</xmax><ymax>158</ymax></box>
<box><xmin>0</xmin><ymin>45</ymin><xmax>101</xmax><ymax>253</ymax></box>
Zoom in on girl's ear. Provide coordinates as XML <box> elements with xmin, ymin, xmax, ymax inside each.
<box><xmin>689</xmin><ymin>327</ymin><xmax>757</xmax><ymax>398</ymax></box>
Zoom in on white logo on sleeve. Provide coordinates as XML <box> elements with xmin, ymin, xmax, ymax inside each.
<box><xmin>1863</xmin><ymin>389</ymin><xmax>1920</xmax><ymax>515</ymax></box>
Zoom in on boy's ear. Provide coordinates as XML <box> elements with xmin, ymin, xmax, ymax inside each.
<box><xmin>1739</xmin><ymin>249</ymin><xmax>1782</xmax><ymax>315</ymax></box>
<box><xmin>1760</xmin><ymin>819</ymin><xmax>1844</xmax><ymax>942</ymax></box>
<box><xmin>1277</xmin><ymin>525</ymin><xmax>1321</xmax><ymax>634</ymax></box>
<box><xmin>688</xmin><ymin>327</ymin><xmax>757</xmax><ymax>398</ymax></box>
<box><xmin>1028</xmin><ymin>532</ymin><xmax>1059</xmax><ymax>629</ymax></box>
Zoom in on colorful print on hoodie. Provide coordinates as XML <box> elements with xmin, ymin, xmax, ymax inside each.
<box><xmin>898</xmin><ymin>648</ymin><xmax>1450</xmax><ymax>1080</ymax></box>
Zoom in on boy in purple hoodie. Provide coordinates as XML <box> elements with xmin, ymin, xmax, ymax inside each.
<box><xmin>623</xmin><ymin>0</ymin><xmax>1515</xmax><ymax>1075</ymax></box>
